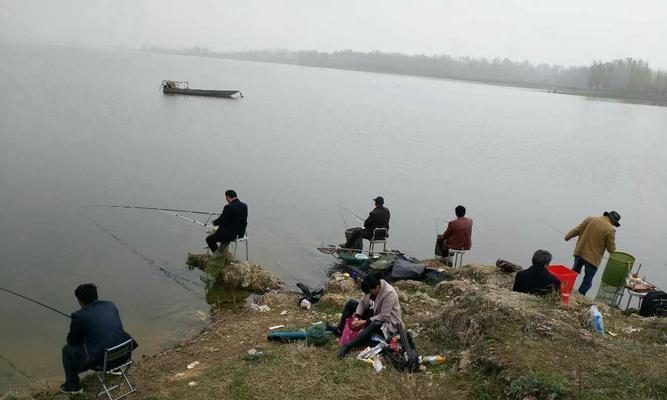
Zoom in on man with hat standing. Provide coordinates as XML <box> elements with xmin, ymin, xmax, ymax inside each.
<box><xmin>564</xmin><ymin>211</ymin><xmax>621</xmax><ymax>295</ymax></box>
<box><xmin>341</xmin><ymin>196</ymin><xmax>390</xmax><ymax>250</ymax></box>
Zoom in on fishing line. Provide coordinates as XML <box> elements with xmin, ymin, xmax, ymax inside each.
<box><xmin>79</xmin><ymin>211</ymin><xmax>203</xmax><ymax>294</ymax></box>
<box><xmin>0</xmin><ymin>353</ymin><xmax>30</xmax><ymax>378</ymax></box>
<box><xmin>0</xmin><ymin>287</ymin><xmax>70</xmax><ymax>319</ymax></box>
<box><xmin>337</xmin><ymin>205</ymin><xmax>349</xmax><ymax>229</ymax></box>
<box><xmin>339</xmin><ymin>206</ymin><xmax>365</xmax><ymax>223</ymax></box>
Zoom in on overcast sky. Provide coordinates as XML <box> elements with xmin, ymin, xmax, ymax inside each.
<box><xmin>1</xmin><ymin>0</ymin><xmax>666</xmax><ymax>68</ymax></box>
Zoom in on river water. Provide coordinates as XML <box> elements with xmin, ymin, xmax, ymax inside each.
<box><xmin>1</xmin><ymin>42</ymin><xmax>666</xmax><ymax>390</ymax></box>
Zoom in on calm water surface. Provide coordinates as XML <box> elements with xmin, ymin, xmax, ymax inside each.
<box><xmin>1</xmin><ymin>43</ymin><xmax>666</xmax><ymax>390</ymax></box>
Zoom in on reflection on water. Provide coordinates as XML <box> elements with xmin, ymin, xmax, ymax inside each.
<box><xmin>204</xmin><ymin>279</ymin><xmax>254</xmax><ymax>310</ymax></box>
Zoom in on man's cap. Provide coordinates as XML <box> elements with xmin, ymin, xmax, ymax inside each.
<box><xmin>603</xmin><ymin>211</ymin><xmax>621</xmax><ymax>227</ymax></box>
<box><xmin>373</xmin><ymin>196</ymin><xmax>384</xmax><ymax>205</ymax></box>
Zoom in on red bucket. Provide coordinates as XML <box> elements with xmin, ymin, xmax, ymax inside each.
<box><xmin>547</xmin><ymin>265</ymin><xmax>578</xmax><ymax>304</ymax></box>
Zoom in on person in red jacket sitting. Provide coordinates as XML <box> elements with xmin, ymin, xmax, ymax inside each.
<box><xmin>435</xmin><ymin>205</ymin><xmax>473</xmax><ymax>256</ymax></box>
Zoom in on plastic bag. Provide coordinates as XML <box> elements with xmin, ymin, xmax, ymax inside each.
<box><xmin>339</xmin><ymin>317</ymin><xmax>361</xmax><ymax>347</ymax></box>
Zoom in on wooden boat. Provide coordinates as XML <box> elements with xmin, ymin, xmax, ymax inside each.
<box><xmin>161</xmin><ymin>80</ymin><xmax>243</xmax><ymax>98</ymax></box>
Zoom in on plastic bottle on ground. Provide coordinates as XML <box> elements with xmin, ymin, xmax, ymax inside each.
<box><xmin>419</xmin><ymin>355</ymin><xmax>446</xmax><ymax>365</ymax></box>
<box><xmin>588</xmin><ymin>305</ymin><xmax>605</xmax><ymax>336</ymax></box>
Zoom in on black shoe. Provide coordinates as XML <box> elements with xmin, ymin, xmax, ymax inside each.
<box><xmin>60</xmin><ymin>383</ymin><xmax>83</xmax><ymax>394</ymax></box>
<box><xmin>336</xmin><ymin>345</ymin><xmax>349</xmax><ymax>359</ymax></box>
<box><xmin>325</xmin><ymin>322</ymin><xmax>342</xmax><ymax>337</ymax></box>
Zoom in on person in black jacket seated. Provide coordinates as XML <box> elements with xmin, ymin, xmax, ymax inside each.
<box><xmin>512</xmin><ymin>250</ymin><xmax>561</xmax><ymax>295</ymax></box>
<box><xmin>206</xmin><ymin>190</ymin><xmax>248</xmax><ymax>254</ymax></box>
<box><xmin>341</xmin><ymin>196</ymin><xmax>390</xmax><ymax>250</ymax></box>
<box><xmin>61</xmin><ymin>284</ymin><xmax>135</xmax><ymax>394</ymax></box>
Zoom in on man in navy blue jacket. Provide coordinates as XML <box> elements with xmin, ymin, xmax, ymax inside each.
<box><xmin>205</xmin><ymin>190</ymin><xmax>248</xmax><ymax>253</ymax></box>
<box><xmin>61</xmin><ymin>284</ymin><xmax>134</xmax><ymax>394</ymax></box>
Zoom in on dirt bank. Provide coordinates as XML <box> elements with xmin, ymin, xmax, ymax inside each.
<box><xmin>5</xmin><ymin>261</ymin><xmax>666</xmax><ymax>400</ymax></box>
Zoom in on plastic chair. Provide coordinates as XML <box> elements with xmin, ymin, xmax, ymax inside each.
<box><xmin>447</xmin><ymin>249</ymin><xmax>465</xmax><ymax>268</ymax></box>
<box><xmin>369</xmin><ymin>228</ymin><xmax>388</xmax><ymax>255</ymax></box>
<box><xmin>232</xmin><ymin>233</ymin><xmax>249</xmax><ymax>261</ymax></box>
<box><xmin>93</xmin><ymin>339</ymin><xmax>136</xmax><ymax>400</ymax></box>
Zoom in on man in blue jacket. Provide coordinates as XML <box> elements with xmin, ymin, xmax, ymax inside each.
<box><xmin>61</xmin><ymin>284</ymin><xmax>134</xmax><ymax>394</ymax></box>
<box><xmin>205</xmin><ymin>190</ymin><xmax>248</xmax><ymax>253</ymax></box>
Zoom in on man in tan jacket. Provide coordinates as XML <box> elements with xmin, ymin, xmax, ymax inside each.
<box><xmin>327</xmin><ymin>276</ymin><xmax>403</xmax><ymax>359</ymax></box>
<box><xmin>564</xmin><ymin>211</ymin><xmax>620</xmax><ymax>295</ymax></box>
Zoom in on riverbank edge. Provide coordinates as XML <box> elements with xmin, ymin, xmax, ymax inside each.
<box><xmin>4</xmin><ymin>260</ymin><xmax>667</xmax><ymax>400</ymax></box>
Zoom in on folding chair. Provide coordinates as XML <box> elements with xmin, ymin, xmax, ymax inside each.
<box><xmin>232</xmin><ymin>233</ymin><xmax>249</xmax><ymax>261</ymax></box>
<box><xmin>93</xmin><ymin>339</ymin><xmax>136</xmax><ymax>400</ymax></box>
<box><xmin>368</xmin><ymin>228</ymin><xmax>388</xmax><ymax>255</ymax></box>
<box><xmin>447</xmin><ymin>249</ymin><xmax>465</xmax><ymax>268</ymax></box>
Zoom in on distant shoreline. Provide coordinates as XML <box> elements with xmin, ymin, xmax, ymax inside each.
<box><xmin>142</xmin><ymin>48</ymin><xmax>667</xmax><ymax>108</ymax></box>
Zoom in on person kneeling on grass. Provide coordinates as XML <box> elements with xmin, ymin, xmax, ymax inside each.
<box><xmin>60</xmin><ymin>284</ymin><xmax>136</xmax><ymax>394</ymax></box>
<box><xmin>326</xmin><ymin>275</ymin><xmax>403</xmax><ymax>359</ymax></box>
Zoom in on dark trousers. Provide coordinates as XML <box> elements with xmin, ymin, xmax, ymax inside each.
<box><xmin>343</xmin><ymin>228</ymin><xmax>372</xmax><ymax>250</ymax></box>
<box><xmin>62</xmin><ymin>345</ymin><xmax>91</xmax><ymax>387</ymax></box>
<box><xmin>206</xmin><ymin>233</ymin><xmax>230</xmax><ymax>253</ymax></box>
<box><xmin>573</xmin><ymin>256</ymin><xmax>598</xmax><ymax>295</ymax></box>
<box><xmin>337</xmin><ymin>299</ymin><xmax>384</xmax><ymax>349</ymax></box>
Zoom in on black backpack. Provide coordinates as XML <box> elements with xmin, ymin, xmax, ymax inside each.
<box><xmin>383</xmin><ymin>325</ymin><xmax>420</xmax><ymax>373</ymax></box>
<box><xmin>639</xmin><ymin>290</ymin><xmax>667</xmax><ymax>317</ymax></box>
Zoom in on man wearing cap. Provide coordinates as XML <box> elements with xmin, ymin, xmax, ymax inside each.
<box><xmin>564</xmin><ymin>211</ymin><xmax>620</xmax><ymax>295</ymax></box>
<box><xmin>341</xmin><ymin>196</ymin><xmax>390</xmax><ymax>250</ymax></box>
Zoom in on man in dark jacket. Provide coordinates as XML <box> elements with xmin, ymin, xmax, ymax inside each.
<box><xmin>206</xmin><ymin>190</ymin><xmax>248</xmax><ymax>253</ymax></box>
<box><xmin>512</xmin><ymin>250</ymin><xmax>560</xmax><ymax>295</ymax></box>
<box><xmin>342</xmin><ymin>196</ymin><xmax>390</xmax><ymax>250</ymax></box>
<box><xmin>61</xmin><ymin>284</ymin><xmax>134</xmax><ymax>394</ymax></box>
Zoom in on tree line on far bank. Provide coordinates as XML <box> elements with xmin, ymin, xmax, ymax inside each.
<box><xmin>147</xmin><ymin>46</ymin><xmax>667</xmax><ymax>100</ymax></box>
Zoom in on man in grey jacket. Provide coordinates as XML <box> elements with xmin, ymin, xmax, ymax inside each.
<box><xmin>327</xmin><ymin>276</ymin><xmax>403</xmax><ymax>359</ymax></box>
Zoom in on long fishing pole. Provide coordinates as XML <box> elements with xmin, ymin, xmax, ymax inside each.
<box><xmin>0</xmin><ymin>287</ymin><xmax>70</xmax><ymax>319</ymax></box>
<box><xmin>83</xmin><ymin>205</ymin><xmax>216</xmax><ymax>227</ymax></box>
<box><xmin>84</xmin><ymin>205</ymin><xmax>219</xmax><ymax>216</ymax></box>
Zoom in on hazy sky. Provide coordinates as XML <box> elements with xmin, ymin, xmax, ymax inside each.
<box><xmin>1</xmin><ymin>0</ymin><xmax>666</xmax><ymax>68</ymax></box>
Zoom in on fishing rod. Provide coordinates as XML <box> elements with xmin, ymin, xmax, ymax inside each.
<box><xmin>0</xmin><ymin>287</ymin><xmax>70</xmax><ymax>319</ymax></box>
<box><xmin>84</xmin><ymin>205</ymin><xmax>219</xmax><ymax>216</ymax></box>
<box><xmin>339</xmin><ymin>205</ymin><xmax>365</xmax><ymax>224</ymax></box>
<box><xmin>433</xmin><ymin>217</ymin><xmax>448</xmax><ymax>235</ymax></box>
<box><xmin>83</xmin><ymin>205</ymin><xmax>218</xmax><ymax>227</ymax></box>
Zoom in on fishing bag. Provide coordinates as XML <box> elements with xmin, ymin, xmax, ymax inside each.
<box><xmin>383</xmin><ymin>325</ymin><xmax>420</xmax><ymax>373</ymax></box>
<box><xmin>390</xmin><ymin>258</ymin><xmax>426</xmax><ymax>280</ymax></box>
<box><xmin>639</xmin><ymin>290</ymin><xmax>667</xmax><ymax>317</ymax></box>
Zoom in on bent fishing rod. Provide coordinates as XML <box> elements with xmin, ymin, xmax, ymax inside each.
<box><xmin>0</xmin><ymin>287</ymin><xmax>70</xmax><ymax>319</ymax></box>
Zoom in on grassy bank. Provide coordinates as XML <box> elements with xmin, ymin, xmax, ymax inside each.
<box><xmin>5</xmin><ymin>261</ymin><xmax>666</xmax><ymax>400</ymax></box>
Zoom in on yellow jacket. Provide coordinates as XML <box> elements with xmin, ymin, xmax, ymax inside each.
<box><xmin>564</xmin><ymin>216</ymin><xmax>616</xmax><ymax>267</ymax></box>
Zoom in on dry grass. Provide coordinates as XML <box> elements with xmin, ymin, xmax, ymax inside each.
<box><xmin>6</xmin><ymin>264</ymin><xmax>667</xmax><ymax>400</ymax></box>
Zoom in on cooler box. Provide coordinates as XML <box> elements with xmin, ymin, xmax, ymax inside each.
<box><xmin>547</xmin><ymin>265</ymin><xmax>579</xmax><ymax>304</ymax></box>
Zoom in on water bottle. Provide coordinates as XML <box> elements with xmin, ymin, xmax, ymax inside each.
<box><xmin>588</xmin><ymin>305</ymin><xmax>605</xmax><ymax>336</ymax></box>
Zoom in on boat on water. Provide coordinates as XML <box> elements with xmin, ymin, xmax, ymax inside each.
<box><xmin>161</xmin><ymin>80</ymin><xmax>243</xmax><ymax>98</ymax></box>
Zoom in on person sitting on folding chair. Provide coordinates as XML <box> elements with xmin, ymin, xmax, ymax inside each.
<box><xmin>435</xmin><ymin>205</ymin><xmax>473</xmax><ymax>256</ymax></box>
<box><xmin>60</xmin><ymin>284</ymin><xmax>136</xmax><ymax>394</ymax></box>
<box><xmin>341</xmin><ymin>196</ymin><xmax>390</xmax><ymax>250</ymax></box>
<box><xmin>205</xmin><ymin>189</ymin><xmax>248</xmax><ymax>255</ymax></box>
